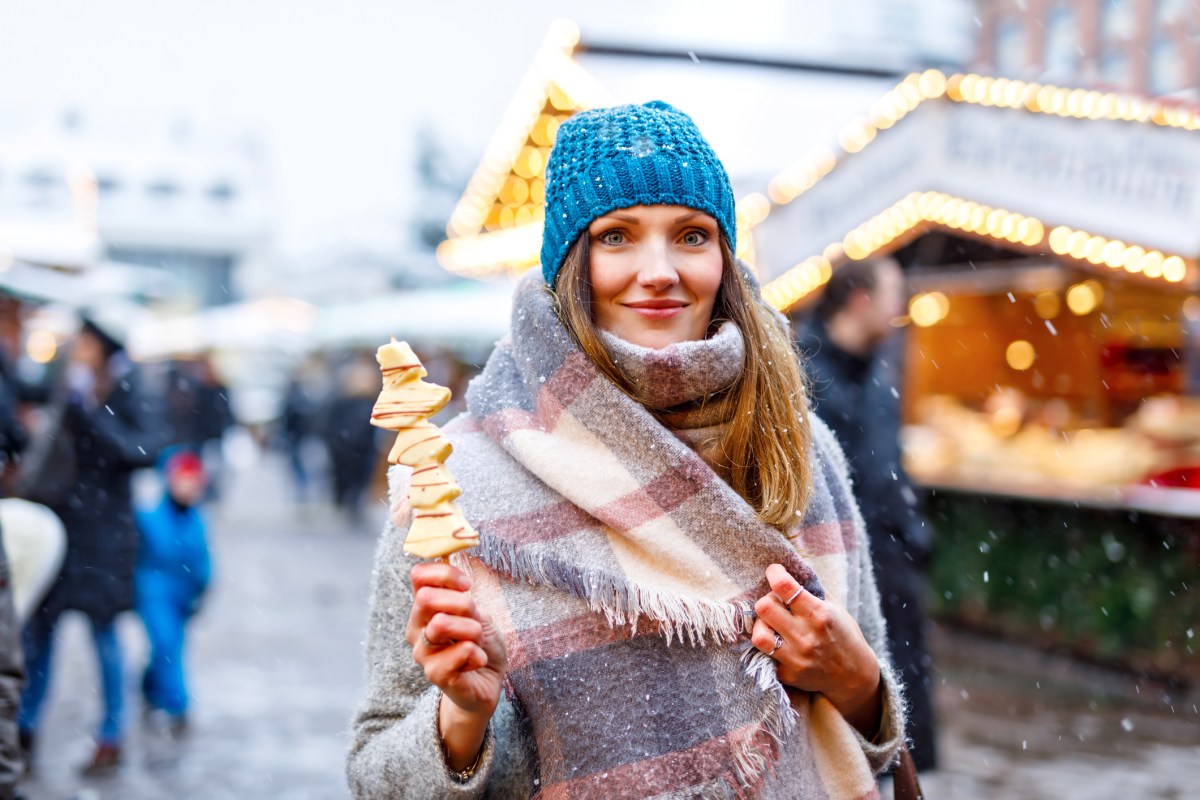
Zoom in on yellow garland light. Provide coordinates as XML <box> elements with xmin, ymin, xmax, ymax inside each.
<box><xmin>762</xmin><ymin>193</ymin><xmax>1194</xmax><ymax>312</ymax></box>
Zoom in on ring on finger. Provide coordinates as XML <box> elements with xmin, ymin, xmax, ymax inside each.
<box><xmin>766</xmin><ymin>632</ymin><xmax>784</xmax><ymax>657</ymax></box>
<box><xmin>420</xmin><ymin>629</ymin><xmax>436</xmax><ymax>649</ymax></box>
<box><xmin>783</xmin><ymin>587</ymin><xmax>803</xmax><ymax>611</ymax></box>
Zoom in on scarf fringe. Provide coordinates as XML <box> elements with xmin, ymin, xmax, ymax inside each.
<box><xmin>723</xmin><ymin>644</ymin><xmax>799</xmax><ymax>795</ymax></box>
<box><xmin>466</xmin><ymin>531</ymin><xmax>752</xmax><ymax>647</ymax></box>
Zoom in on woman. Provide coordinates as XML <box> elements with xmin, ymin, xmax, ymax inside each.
<box><xmin>348</xmin><ymin>101</ymin><xmax>906</xmax><ymax>799</ymax></box>
<box><xmin>19</xmin><ymin>316</ymin><xmax>162</xmax><ymax>774</ymax></box>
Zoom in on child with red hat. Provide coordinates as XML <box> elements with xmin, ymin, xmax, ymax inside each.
<box><xmin>134</xmin><ymin>449</ymin><xmax>212</xmax><ymax>736</ymax></box>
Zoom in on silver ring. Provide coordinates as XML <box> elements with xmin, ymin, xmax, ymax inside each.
<box><xmin>420</xmin><ymin>629</ymin><xmax>435</xmax><ymax>649</ymax></box>
<box><xmin>766</xmin><ymin>632</ymin><xmax>784</xmax><ymax>657</ymax></box>
<box><xmin>784</xmin><ymin>588</ymin><xmax>804</xmax><ymax>610</ymax></box>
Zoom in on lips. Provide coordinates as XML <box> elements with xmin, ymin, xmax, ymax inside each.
<box><xmin>624</xmin><ymin>299</ymin><xmax>688</xmax><ymax>320</ymax></box>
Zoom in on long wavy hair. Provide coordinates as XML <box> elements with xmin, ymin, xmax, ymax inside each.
<box><xmin>550</xmin><ymin>234</ymin><xmax>813</xmax><ymax>528</ymax></box>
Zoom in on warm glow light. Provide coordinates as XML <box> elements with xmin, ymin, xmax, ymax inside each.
<box><xmin>1162</xmin><ymin>255</ymin><xmax>1187</xmax><ymax>283</ymax></box>
<box><xmin>1066</xmin><ymin>281</ymin><xmax>1101</xmax><ymax>315</ymax></box>
<box><xmin>910</xmin><ymin>292</ymin><xmax>950</xmax><ymax>327</ymax></box>
<box><xmin>1048</xmin><ymin>226</ymin><xmax>1071</xmax><ymax>254</ymax></box>
<box><xmin>1084</xmin><ymin>235</ymin><xmax>1107</xmax><ymax>264</ymax></box>
<box><xmin>1122</xmin><ymin>245</ymin><xmax>1145</xmax><ymax>272</ymax></box>
<box><xmin>1184</xmin><ymin>296</ymin><xmax>1200</xmax><ymax>321</ymax></box>
<box><xmin>919</xmin><ymin>69</ymin><xmax>947</xmax><ymax>98</ymax></box>
<box><xmin>1140</xmin><ymin>250</ymin><xmax>1164</xmax><ymax>277</ymax></box>
<box><xmin>737</xmin><ymin>193</ymin><xmax>772</xmax><ymax>228</ymax></box>
<box><xmin>1006</xmin><ymin>340</ymin><xmax>1036</xmax><ymax>371</ymax></box>
<box><xmin>26</xmin><ymin>330</ymin><xmax>57</xmax><ymax>364</ymax></box>
<box><xmin>1101</xmin><ymin>240</ymin><xmax>1126</xmax><ymax>268</ymax></box>
<box><xmin>1033</xmin><ymin>291</ymin><xmax>1061</xmax><ymax>319</ymax></box>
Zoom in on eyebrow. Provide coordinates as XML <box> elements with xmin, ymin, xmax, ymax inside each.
<box><xmin>594</xmin><ymin>210</ymin><xmax>713</xmax><ymax>226</ymax></box>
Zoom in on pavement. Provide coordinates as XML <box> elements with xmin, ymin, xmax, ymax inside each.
<box><xmin>17</xmin><ymin>449</ymin><xmax>1200</xmax><ymax>799</ymax></box>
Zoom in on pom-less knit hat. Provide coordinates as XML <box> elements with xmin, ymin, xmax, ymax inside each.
<box><xmin>540</xmin><ymin>100</ymin><xmax>737</xmax><ymax>286</ymax></box>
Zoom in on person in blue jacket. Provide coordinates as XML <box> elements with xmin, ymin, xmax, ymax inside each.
<box><xmin>135</xmin><ymin>449</ymin><xmax>211</xmax><ymax>736</ymax></box>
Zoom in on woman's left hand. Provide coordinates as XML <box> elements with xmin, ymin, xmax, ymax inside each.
<box><xmin>751</xmin><ymin>564</ymin><xmax>882</xmax><ymax>736</ymax></box>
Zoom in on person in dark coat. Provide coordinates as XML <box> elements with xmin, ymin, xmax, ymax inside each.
<box><xmin>321</xmin><ymin>358</ymin><xmax>380</xmax><ymax>524</ymax></box>
<box><xmin>18</xmin><ymin>315</ymin><xmax>164</xmax><ymax>775</ymax></box>
<box><xmin>798</xmin><ymin>257</ymin><xmax>938</xmax><ymax>772</ymax></box>
<box><xmin>165</xmin><ymin>357</ymin><xmax>233</xmax><ymax>501</ymax></box>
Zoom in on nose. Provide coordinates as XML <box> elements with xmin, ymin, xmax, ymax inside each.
<box><xmin>636</xmin><ymin>237</ymin><xmax>679</xmax><ymax>291</ymax></box>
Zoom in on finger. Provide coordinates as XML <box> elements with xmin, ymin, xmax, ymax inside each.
<box><xmin>754</xmin><ymin>591</ymin><xmax>796</xmax><ymax>633</ymax></box>
<box><xmin>411</xmin><ymin>586</ymin><xmax>480</xmax><ymax>628</ymax></box>
<box><xmin>750</xmin><ymin>619</ymin><xmax>779</xmax><ymax>655</ymax></box>
<box><xmin>423</xmin><ymin>641</ymin><xmax>489</xmax><ymax>685</ymax></box>
<box><xmin>765</xmin><ymin>563</ymin><xmax>804</xmax><ymax>605</ymax></box>
<box><xmin>425</xmin><ymin>613</ymin><xmax>484</xmax><ymax>647</ymax></box>
<box><xmin>410</xmin><ymin>562</ymin><xmax>472</xmax><ymax>594</ymax></box>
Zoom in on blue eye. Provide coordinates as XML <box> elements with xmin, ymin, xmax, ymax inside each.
<box><xmin>598</xmin><ymin>230</ymin><xmax>626</xmax><ymax>246</ymax></box>
<box><xmin>682</xmin><ymin>230</ymin><xmax>708</xmax><ymax>246</ymax></box>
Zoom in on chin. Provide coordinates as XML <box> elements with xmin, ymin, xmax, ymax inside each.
<box><xmin>615</xmin><ymin>326</ymin><xmax>699</xmax><ymax>350</ymax></box>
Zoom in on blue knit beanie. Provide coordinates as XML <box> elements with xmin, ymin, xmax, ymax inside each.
<box><xmin>540</xmin><ymin>101</ymin><xmax>737</xmax><ymax>286</ymax></box>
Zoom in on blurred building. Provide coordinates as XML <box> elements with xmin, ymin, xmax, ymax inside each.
<box><xmin>975</xmin><ymin>0</ymin><xmax>1199</xmax><ymax>95</ymax></box>
<box><xmin>0</xmin><ymin>108</ymin><xmax>275</xmax><ymax>311</ymax></box>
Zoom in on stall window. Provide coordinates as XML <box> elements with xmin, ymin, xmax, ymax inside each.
<box><xmin>1102</xmin><ymin>0</ymin><xmax>1135</xmax><ymax>41</ymax></box>
<box><xmin>1044</xmin><ymin>3</ymin><xmax>1081</xmax><ymax>79</ymax></box>
<box><xmin>994</xmin><ymin>16</ymin><xmax>1027</xmax><ymax>76</ymax></box>
<box><xmin>1149</xmin><ymin>34</ymin><xmax>1185</xmax><ymax>94</ymax></box>
<box><xmin>1100</xmin><ymin>47</ymin><xmax>1132</xmax><ymax>88</ymax></box>
<box><xmin>1156</xmin><ymin>0</ymin><xmax>1190</xmax><ymax>26</ymax></box>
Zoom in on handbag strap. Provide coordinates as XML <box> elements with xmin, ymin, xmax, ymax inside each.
<box><xmin>892</xmin><ymin>742</ymin><xmax>924</xmax><ymax>800</ymax></box>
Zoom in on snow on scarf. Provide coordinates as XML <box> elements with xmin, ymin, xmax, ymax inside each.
<box><xmin>439</xmin><ymin>272</ymin><xmax>882</xmax><ymax>799</ymax></box>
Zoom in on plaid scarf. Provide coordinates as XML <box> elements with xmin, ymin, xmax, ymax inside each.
<box><xmin>444</xmin><ymin>273</ymin><xmax>880</xmax><ymax>799</ymax></box>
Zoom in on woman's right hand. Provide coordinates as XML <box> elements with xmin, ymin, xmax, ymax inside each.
<box><xmin>405</xmin><ymin>561</ymin><xmax>507</xmax><ymax>767</ymax></box>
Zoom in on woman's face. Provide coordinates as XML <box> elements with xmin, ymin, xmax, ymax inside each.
<box><xmin>587</xmin><ymin>205</ymin><xmax>724</xmax><ymax>350</ymax></box>
<box><xmin>71</xmin><ymin>329</ymin><xmax>106</xmax><ymax>373</ymax></box>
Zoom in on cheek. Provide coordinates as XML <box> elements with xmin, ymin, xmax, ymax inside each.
<box><xmin>587</xmin><ymin>254</ymin><xmax>631</xmax><ymax>305</ymax></box>
<box><xmin>690</xmin><ymin>255</ymin><xmax>725</xmax><ymax>307</ymax></box>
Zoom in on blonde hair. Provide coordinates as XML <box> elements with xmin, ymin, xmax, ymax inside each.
<box><xmin>550</xmin><ymin>235</ymin><xmax>812</xmax><ymax>527</ymax></box>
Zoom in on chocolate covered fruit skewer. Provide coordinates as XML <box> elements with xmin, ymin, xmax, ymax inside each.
<box><xmin>371</xmin><ymin>340</ymin><xmax>479</xmax><ymax>559</ymax></box>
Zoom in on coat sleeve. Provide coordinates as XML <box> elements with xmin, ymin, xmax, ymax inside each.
<box><xmin>346</xmin><ymin>514</ymin><xmax>535</xmax><ymax>799</ymax></box>
<box><xmin>808</xmin><ymin>415</ymin><xmax>906</xmax><ymax>775</ymax></box>
<box><xmin>0</xmin><ymin>537</ymin><xmax>25</xmax><ymax>800</ymax></box>
<box><xmin>69</xmin><ymin>376</ymin><xmax>165</xmax><ymax>470</ymax></box>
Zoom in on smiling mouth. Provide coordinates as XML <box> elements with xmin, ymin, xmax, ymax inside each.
<box><xmin>624</xmin><ymin>302</ymin><xmax>687</xmax><ymax>320</ymax></box>
<box><xmin>625</xmin><ymin>300</ymin><xmax>688</xmax><ymax>309</ymax></box>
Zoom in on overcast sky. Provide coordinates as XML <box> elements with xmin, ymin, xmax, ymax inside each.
<box><xmin>0</xmin><ymin>1</ymin><xmax>967</xmax><ymax>252</ymax></box>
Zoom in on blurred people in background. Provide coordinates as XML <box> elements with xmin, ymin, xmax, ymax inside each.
<box><xmin>18</xmin><ymin>314</ymin><xmax>165</xmax><ymax>776</ymax></box>
<box><xmin>321</xmin><ymin>358</ymin><xmax>380</xmax><ymax>525</ymax></box>
<box><xmin>135</xmin><ymin>449</ymin><xmax>212</xmax><ymax>737</ymax></box>
<box><xmin>799</xmin><ymin>257</ymin><xmax>938</xmax><ymax>772</ymax></box>
<box><xmin>279</xmin><ymin>360</ymin><xmax>327</xmax><ymax>505</ymax></box>
<box><xmin>165</xmin><ymin>357</ymin><xmax>234</xmax><ymax>502</ymax></box>
<box><xmin>0</xmin><ymin>535</ymin><xmax>24</xmax><ymax>800</ymax></box>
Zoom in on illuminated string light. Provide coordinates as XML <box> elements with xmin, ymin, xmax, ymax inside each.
<box><xmin>763</xmin><ymin>193</ymin><xmax>1193</xmax><ymax>312</ymax></box>
<box><xmin>1043</xmin><ymin>226</ymin><xmax>1190</xmax><ymax>283</ymax></box>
